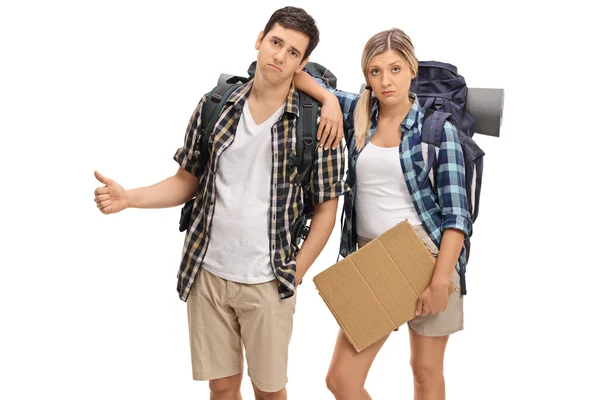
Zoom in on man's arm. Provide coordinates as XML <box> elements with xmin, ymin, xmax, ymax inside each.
<box><xmin>292</xmin><ymin>135</ymin><xmax>350</xmax><ymax>285</ymax></box>
<box><xmin>295</xmin><ymin>197</ymin><xmax>338</xmax><ymax>284</ymax></box>
<box><xmin>94</xmin><ymin>96</ymin><xmax>206</xmax><ymax>215</ymax></box>
<box><xmin>123</xmin><ymin>167</ymin><xmax>198</xmax><ymax>209</ymax></box>
<box><xmin>93</xmin><ymin>166</ymin><xmax>199</xmax><ymax>215</ymax></box>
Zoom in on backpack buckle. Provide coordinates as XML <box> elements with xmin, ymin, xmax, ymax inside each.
<box><xmin>434</xmin><ymin>98</ymin><xmax>443</xmax><ymax>110</ymax></box>
<box><xmin>300</xmin><ymin>225</ymin><xmax>311</xmax><ymax>240</ymax></box>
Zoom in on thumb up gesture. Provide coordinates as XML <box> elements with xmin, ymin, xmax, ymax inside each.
<box><xmin>93</xmin><ymin>171</ymin><xmax>127</xmax><ymax>214</ymax></box>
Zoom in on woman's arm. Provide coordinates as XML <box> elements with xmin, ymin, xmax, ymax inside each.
<box><xmin>294</xmin><ymin>71</ymin><xmax>360</xmax><ymax>149</ymax></box>
<box><xmin>416</xmin><ymin>121</ymin><xmax>472</xmax><ymax>316</ymax></box>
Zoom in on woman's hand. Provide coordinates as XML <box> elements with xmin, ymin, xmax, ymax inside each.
<box><xmin>415</xmin><ymin>282</ymin><xmax>450</xmax><ymax>316</ymax></box>
<box><xmin>317</xmin><ymin>93</ymin><xmax>344</xmax><ymax>150</ymax></box>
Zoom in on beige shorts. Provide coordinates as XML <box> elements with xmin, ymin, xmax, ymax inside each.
<box><xmin>187</xmin><ymin>268</ymin><xmax>296</xmax><ymax>392</ymax></box>
<box><xmin>358</xmin><ymin>224</ymin><xmax>463</xmax><ymax>337</ymax></box>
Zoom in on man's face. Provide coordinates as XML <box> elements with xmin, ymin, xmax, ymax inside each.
<box><xmin>254</xmin><ymin>23</ymin><xmax>310</xmax><ymax>86</ymax></box>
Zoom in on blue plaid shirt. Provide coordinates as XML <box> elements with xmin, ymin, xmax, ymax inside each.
<box><xmin>318</xmin><ymin>79</ymin><xmax>472</xmax><ymax>294</ymax></box>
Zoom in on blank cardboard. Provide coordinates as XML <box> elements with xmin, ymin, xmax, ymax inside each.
<box><xmin>313</xmin><ymin>220</ymin><xmax>452</xmax><ymax>352</ymax></box>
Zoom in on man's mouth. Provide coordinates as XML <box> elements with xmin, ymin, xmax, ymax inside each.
<box><xmin>268</xmin><ymin>64</ymin><xmax>282</xmax><ymax>72</ymax></box>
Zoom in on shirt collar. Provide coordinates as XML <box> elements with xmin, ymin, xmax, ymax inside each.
<box><xmin>369</xmin><ymin>92</ymin><xmax>420</xmax><ymax>130</ymax></box>
<box><xmin>401</xmin><ymin>93</ymin><xmax>420</xmax><ymax>131</ymax></box>
<box><xmin>226</xmin><ymin>79</ymin><xmax>300</xmax><ymax>118</ymax></box>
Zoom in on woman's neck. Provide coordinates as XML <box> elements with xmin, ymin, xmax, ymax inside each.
<box><xmin>378</xmin><ymin>97</ymin><xmax>414</xmax><ymax>123</ymax></box>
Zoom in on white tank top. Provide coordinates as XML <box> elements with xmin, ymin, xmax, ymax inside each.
<box><xmin>355</xmin><ymin>141</ymin><xmax>422</xmax><ymax>239</ymax></box>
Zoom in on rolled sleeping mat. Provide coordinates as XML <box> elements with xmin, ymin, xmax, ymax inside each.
<box><xmin>358</xmin><ymin>84</ymin><xmax>504</xmax><ymax>138</ymax></box>
<box><xmin>218</xmin><ymin>73</ymin><xmax>236</xmax><ymax>85</ymax></box>
<box><xmin>466</xmin><ymin>88</ymin><xmax>504</xmax><ymax>138</ymax></box>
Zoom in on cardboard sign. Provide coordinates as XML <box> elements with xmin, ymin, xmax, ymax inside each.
<box><xmin>313</xmin><ymin>220</ymin><xmax>452</xmax><ymax>352</ymax></box>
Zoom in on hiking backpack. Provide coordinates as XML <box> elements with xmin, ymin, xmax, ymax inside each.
<box><xmin>410</xmin><ymin>61</ymin><xmax>485</xmax><ymax>261</ymax></box>
<box><xmin>178</xmin><ymin>62</ymin><xmax>337</xmax><ymax>252</ymax></box>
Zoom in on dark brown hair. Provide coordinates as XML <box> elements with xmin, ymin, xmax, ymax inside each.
<box><xmin>262</xmin><ymin>6</ymin><xmax>320</xmax><ymax>60</ymax></box>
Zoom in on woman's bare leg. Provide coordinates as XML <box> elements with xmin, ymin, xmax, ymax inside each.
<box><xmin>326</xmin><ymin>329</ymin><xmax>390</xmax><ymax>400</ymax></box>
<box><xmin>409</xmin><ymin>328</ymin><xmax>449</xmax><ymax>400</ymax></box>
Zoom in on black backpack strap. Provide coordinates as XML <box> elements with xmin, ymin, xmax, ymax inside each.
<box><xmin>295</xmin><ymin>91</ymin><xmax>318</xmax><ymax>189</ymax></box>
<box><xmin>198</xmin><ymin>83</ymin><xmax>242</xmax><ymax>167</ymax></box>
<box><xmin>180</xmin><ymin>79</ymin><xmax>247</xmax><ymax>233</ymax></box>
<box><xmin>290</xmin><ymin>91</ymin><xmax>319</xmax><ymax>249</ymax></box>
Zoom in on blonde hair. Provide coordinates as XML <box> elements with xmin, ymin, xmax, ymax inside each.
<box><xmin>354</xmin><ymin>28</ymin><xmax>418</xmax><ymax>151</ymax></box>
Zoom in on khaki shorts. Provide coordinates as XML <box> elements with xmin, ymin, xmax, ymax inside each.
<box><xmin>187</xmin><ymin>268</ymin><xmax>296</xmax><ymax>392</ymax></box>
<box><xmin>358</xmin><ymin>224</ymin><xmax>463</xmax><ymax>337</ymax></box>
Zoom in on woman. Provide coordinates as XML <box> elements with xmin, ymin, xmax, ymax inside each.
<box><xmin>294</xmin><ymin>28</ymin><xmax>472</xmax><ymax>399</ymax></box>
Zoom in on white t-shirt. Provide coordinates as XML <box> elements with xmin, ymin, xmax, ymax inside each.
<box><xmin>201</xmin><ymin>101</ymin><xmax>285</xmax><ymax>283</ymax></box>
<box><xmin>355</xmin><ymin>141</ymin><xmax>422</xmax><ymax>239</ymax></box>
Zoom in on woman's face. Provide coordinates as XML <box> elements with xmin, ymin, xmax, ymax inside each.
<box><xmin>367</xmin><ymin>50</ymin><xmax>415</xmax><ymax>108</ymax></box>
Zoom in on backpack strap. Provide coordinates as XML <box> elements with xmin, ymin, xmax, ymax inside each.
<box><xmin>421</xmin><ymin>109</ymin><xmax>451</xmax><ymax>192</ymax></box>
<box><xmin>197</xmin><ymin>83</ymin><xmax>243</xmax><ymax>167</ymax></box>
<box><xmin>290</xmin><ymin>91</ymin><xmax>319</xmax><ymax>248</ymax></box>
<box><xmin>180</xmin><ymin>79</ymin><xmax>246</xmax><ymax>233</ymax></box>
<box><xmin>295</xmin><ymin>91</ymin><xmax>318</xmax><ymax>190</ymax></box>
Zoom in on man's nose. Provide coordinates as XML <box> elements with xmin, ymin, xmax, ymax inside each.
<box><xmin>274</xmin><ymin>48</ymin><xmax>286</xmax><ymax>63</ymax></box>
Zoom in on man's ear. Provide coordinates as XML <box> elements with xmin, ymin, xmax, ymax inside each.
<box><xmin>255</xmin><ymin>31</ymin><xmax>264</xmax><ymax>50</ymax></box>
<box><xmin>296</xmin><ymin>56</ymin><xmax>310</xmax><ymax>73</ymax></box>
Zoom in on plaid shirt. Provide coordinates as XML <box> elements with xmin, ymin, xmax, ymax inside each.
<box><xmin>318</xmin><ymin>80</ymin><xmax>472</xmax><ymax>294</ymax></box>
<box><xmin>173</xmin><ymin>81</ymin><xmax>348</xmax><ymax>302</ymax></box>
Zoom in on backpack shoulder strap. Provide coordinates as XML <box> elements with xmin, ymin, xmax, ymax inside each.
<box><xmin>421</xmin><ymin>109</ymin><xmax>451</xmax><ymax>191</ymax></box>
<box><xmin>198</xmin><ymin>83</ymin><xmax>242</xmax><ymax>165</ymax></box>
<box><xmin>296</xmin><ymin>91</ymin><xmax>318</xmax><ymax>188</ymax></box>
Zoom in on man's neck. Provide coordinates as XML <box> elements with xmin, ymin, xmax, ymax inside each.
<box><xmin>246</xmin><ymin>75</ymin><xmax>291</xmax><ymax>125</ymax></box>
<box><xmin>249</xmin><ymin>75</ymin><xmax>291</xmax><ymax>108</ymax></box>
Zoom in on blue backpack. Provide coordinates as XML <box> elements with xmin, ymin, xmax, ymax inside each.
<box><xmin>410</xmin><ymin>61</ymin><xmax>485</xmax><ymax>261</ymax></box>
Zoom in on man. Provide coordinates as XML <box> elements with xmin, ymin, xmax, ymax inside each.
<box><xmin>93</xmin><ymin>6</ymin><xmax>348</xmax><ymax>400</ymax></box>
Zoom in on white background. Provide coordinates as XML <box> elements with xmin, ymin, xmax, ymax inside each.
<box><xmin>1</xmin><ymin>0</ymin><xmax>599</xmax><ymax>399</ymax></box>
